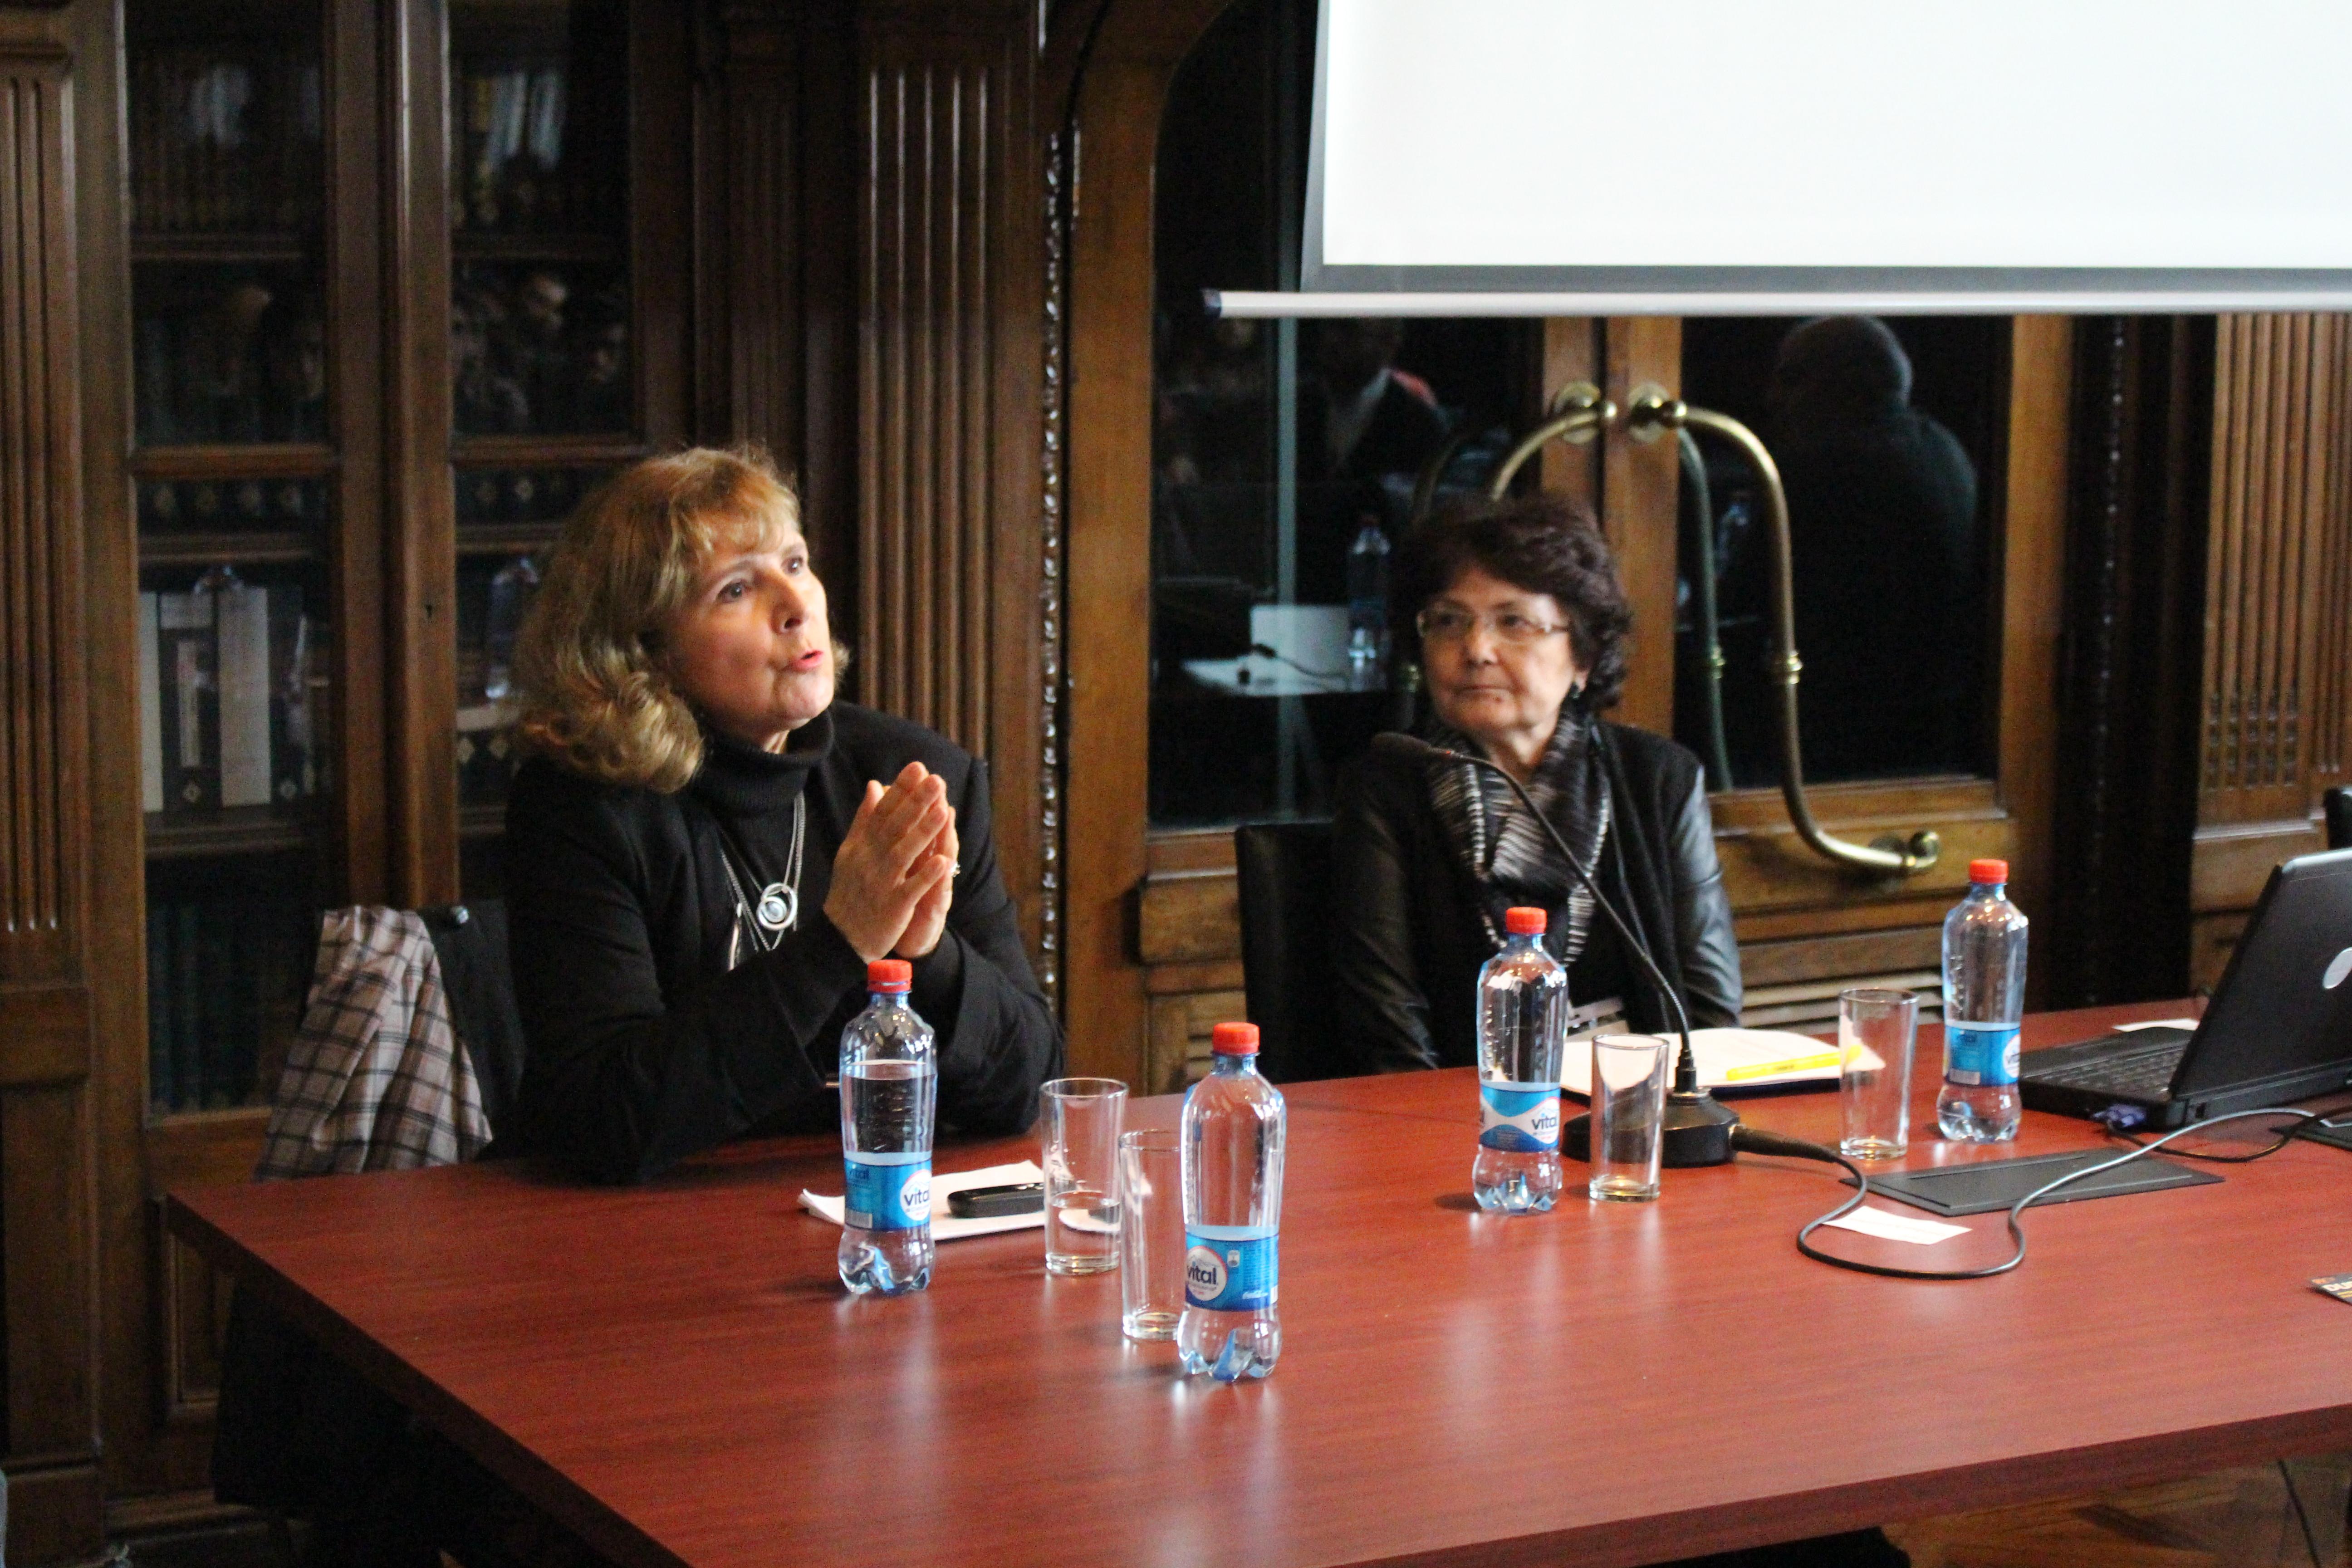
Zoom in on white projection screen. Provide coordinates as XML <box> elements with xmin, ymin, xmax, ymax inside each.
<box><xmin>1215</xmin><ymin>0</ymin><xmax>2352</xmax><ymax>316</ymax></box>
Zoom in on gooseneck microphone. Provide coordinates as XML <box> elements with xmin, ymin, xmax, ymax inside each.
<box><xmin>1369</xmin><ymin>731</ymin><xmax>1739</xmax><ymax>1167</ymax></box>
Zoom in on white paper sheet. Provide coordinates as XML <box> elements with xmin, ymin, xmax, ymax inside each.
<box><xmin>1822</xmin><ymin>1205</ymin><xmax>1970</xmax><ymax>1247</ymax></box>
<box><xmin>2117</xmin><ymin>1018</ymin><xmax>2200</xmax><ymax>1033</ymax></box>
<box><xmin>799</xmin><ymin>1160</ymin><xmax>1048</xmax><ymax>1241</ymax></box>
<box><xmin>1561</xmin><ymin>1027</ymin><xmax>1839</xmax><ymax>1098</ymax></box>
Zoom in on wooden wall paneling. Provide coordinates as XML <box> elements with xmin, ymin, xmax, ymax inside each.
<box><xmin>1536</xmin><ymin>317</ymin><xmax>1601</xmax><ymax>508</ymax></box>
<box><xmin>0</xmin><ymin>42</ymin><xmax>86</xmax><ymax>989</ymax></box>
<box><xmin>328</xmin><ymin>0</ymin><xmax>388</xmax><ymax>909</ymax></box>
<box><xmin>72</xmin><ymin>0</ymin><xmax>163</xmax><ymax>1516</ymax></box>
<box><xmin>384</xmin><ymin>0</ymin><xmax>456</xmax><ymax>907</ymax></box>
<box><xmin>1599</xmin><ymin>316</ymin><xmax>1679</xmax><ymax>735</ymax></box>
<box><xmin>632</xmin><ymin>2</ymin><xmax>694</xmax><ymax>450</ymax></box>
<box><xmin>803</xmin><ymin>1</ymin><xmax>862</xmax><ymax>656</ymax></box>
<box><xmin>0</xmin><ymin>20</ymin><xmax>104</xmax><ymax>1556</ymax></box>
<box><xmin>1993</xmin><ymin>315</ymin><xmax>2071</xmax><ymax>1007</ymax></box>
<box><xmin>2193</xmin><ymin>315</ymin><xmax>2352</xmax><ymax>961</ymax></box>
<box><xmin>707</xmin><ymin>6</ymin><xmax>802</xmax><ymax>456</ymax></box>
<box><xmin>2046</xmin><ymin>317</ymin><xmax>2212</xmax><ymax>1007</ymax></box>
<box><xmin>1063</xmin><ymin>26</ymin><xmax>1182</xmax><ymax>1083</ymax></box>
<box><xmin>853</xmin><ymin>3</ymin><xmax>1047</xmax><ymax>965</ymax></box>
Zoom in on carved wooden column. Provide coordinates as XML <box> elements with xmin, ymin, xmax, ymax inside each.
<box><xmin>0</xmin><ymin>20</ymin><xmax>103</xmax><ymax>1560</ymax></box>
<box><xmin>853</xmin><ymin>1</ymin><xmax>1050</xmax><ymax>969</ymax></box>
<box><xmin>2190</xmin><ymin>314</ymin><xmax>2352</xmax><ymax>985</ymax></box>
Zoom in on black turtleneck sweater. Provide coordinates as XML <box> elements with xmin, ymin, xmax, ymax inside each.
<box><xmin>501</xmin><ymin>702</ymin><xmax>1062</xmax><ymax>1182</ymax></box>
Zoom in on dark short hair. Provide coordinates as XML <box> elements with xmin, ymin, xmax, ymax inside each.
<box><xmin>1393</xmin><ymin>492</ymin><xmax>1632</xmax><ymax>710</ymax></box>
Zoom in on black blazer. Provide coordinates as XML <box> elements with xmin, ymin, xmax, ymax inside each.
<box><xmin>1330</xmin><ymin>721</ymin><xmax>1742</xmax><ymax>1073</ymax></box>
<box><xmin>502</xmin><ymin>702</ymin><xmax>1061</xmax><ymax>1182</ymax></box>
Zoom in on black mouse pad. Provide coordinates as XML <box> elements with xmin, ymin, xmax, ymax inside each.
<box><xmin>1850</xmin><ymin>1148</ymin><xmax>2220</xmax><ymax>1216</ymax></box>
<box><xmin>2295</xmin><ymin>1118</ymin><xmax>2352</xmax><ymax>1154</ymax></box>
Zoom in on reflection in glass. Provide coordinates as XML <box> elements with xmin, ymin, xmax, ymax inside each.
<box><xmin>456</xmin><ymin>549</ymin><xmax>546</xmax><ymax>809</ymax></box>
<box><xmin>1150</xmin><ymin>0</ymin><xmax>1526</xmax><ymax>828</ymax></box>
<box><xmin>453</xmin><ymin>261</ymin><xmax>630</xmax><ymax>436</ymax></box>
<box><xmin>127</xmin><ymin>7</ymin><xmax>327</xmax><ymax>449</ymax></box>
<box><xmin>1677</xmin><ymin>316</ymin><xmax>2001</xmax><ymax>788</ymax></box>
<box><xmin>144</xmin><ymin>852</ymin><xmax>321</xmax><ymax>1113</ymax></box>
<box><xmin>449</xmin><ymin>0</ymin><xmax>632</xmax><ymax>439</ymax></box>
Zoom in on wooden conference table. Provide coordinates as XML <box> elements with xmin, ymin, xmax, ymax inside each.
<box><xmin>170</xmin><ymin>1002</ymin><xmax>2352</xmax><ymax>1568</ymax></box>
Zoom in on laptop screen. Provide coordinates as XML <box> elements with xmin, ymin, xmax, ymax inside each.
<box><xmin>2178</xmin><ymin>848</ymin><xmax>2352</xmax><ymax>1095</ymax></box>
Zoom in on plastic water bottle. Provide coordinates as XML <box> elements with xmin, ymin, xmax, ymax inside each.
<box><xmin>838</xmin><ymin>959</ymin><xmax>936</xmax><ymax>1294</ymax></box>
<box><xmin>1178</xmin><ymin>1022</ymin><xmax>1286</xmax><ymax>1381</ymax></box>
<box><xmin>1473</xmin><ymin>906</ymin><xmax>1567</xmax><ymax>1213</ymax></box>
<box><xmin>1346</xmin><ymin>516</ymin><xmax>1391</xmax><ymax>676</ymax></box>
<box><xmin>1938</xmin><ymin>859</ymin><xmax>2028</xmax><ymax>1143</ymax></box>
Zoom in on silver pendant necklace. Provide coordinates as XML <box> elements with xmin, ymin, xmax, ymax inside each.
<box><xmin>721</xmin><ymin>793</ymin><xmax>805</xmax><ymax>965</ymax></box>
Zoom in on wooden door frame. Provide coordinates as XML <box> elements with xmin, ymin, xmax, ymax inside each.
<box><xmin>1063</xmin><ymin>0</ymin><xmax>1235</xmax><ymax>1084</ymax></box>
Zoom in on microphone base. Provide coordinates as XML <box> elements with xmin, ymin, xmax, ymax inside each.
<box><xmin>1560</xmin><ymin>1089</ymin><xmax>1740</xmax><ymax>1169</ymax></box>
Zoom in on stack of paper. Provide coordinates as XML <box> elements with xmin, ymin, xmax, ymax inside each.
<box><xmin>799</xmin><ymin>1160</ymin><xmax>1047</xmax><ymax>1242</ymax></box>
<box><xmin>1562</xmin><ymin>1027</ymin><xmax>1843</xmax><ymax>1097</ymax></box>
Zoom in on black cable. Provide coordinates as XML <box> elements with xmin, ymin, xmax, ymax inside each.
<box><xmin>1367</xmin><ymin>733</ymin><xmax>1695</xmax><ymax>1075</ymax></box>
<box><xmin>1735</xmin><ymin>1108</ymin><xmax>2322</xmax><ymax>1282</ymax></box>
<box><xmin>2105</xmin><ymin>1117</ymin><xmax>2315</xmax><ymax>1163</ymax></box>
<box><xmin>2278</xmin><ymin>1457</ymin><xmax>2322</xmax><ymax>1568</ymax></box>
<box><xmin>1245</xmin><ymin>643</ymin><xmax>1352</xmax><ymax>686</ymax></box>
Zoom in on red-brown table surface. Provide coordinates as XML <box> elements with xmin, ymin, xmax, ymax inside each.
<box><xmin>169</xmin><ymin>1002</ymin><xmax>2352</xmax><ymax>1568</ymax></box>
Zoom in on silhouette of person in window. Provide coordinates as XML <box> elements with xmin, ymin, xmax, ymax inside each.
<box><xmin>1765</xmin><ymin>316</ymin><xmax>1979</xmax><ymax>779</ymax></box>
<box><xmin>1295</xmin><ymin>318</ymin><xmax>1446</xmax><ymax>604</ymax></box>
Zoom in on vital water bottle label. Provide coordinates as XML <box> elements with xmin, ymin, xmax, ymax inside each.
<box><xmin>1945</xmin><ymin>1025</ymin><xmax>2022</xmax><ymax>1087</ymax></box>
<box><xmin>1479</xmin><ymin>1081</ymin><xmax>1562</xmax><ymax>1152</ymax></box>
<box><xmin>1184</xmin><ymin>1226</ymin><xmax>1277</xmax><ymax>1312</ymax></box>
<box><xmin>843</xmin><ymin>1152</ymin><xmax>932</xmax><ymax>1231</ymax></box>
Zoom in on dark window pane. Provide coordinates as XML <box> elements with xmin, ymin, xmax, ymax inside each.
<box><xmin>1676</xmin><ymin>317</ymin><xmax>2004</xmax><ymax>788</ymax></box>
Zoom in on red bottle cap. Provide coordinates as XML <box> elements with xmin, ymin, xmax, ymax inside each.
<box><xmin>867</xmin><ymin>959</ymin><xmax>913</xmax><ymax>992</ymax></box>
<box><xmin>1968</xmin><ymin>859</ymin><xmax>2009</xmax><ymax>885</ymax></box>
<box><xmin>1210</xmin><ymin>1021</ymin><xmax>1260</xmax><ymax>1055</ymax></box>
<box><xmin>1504</xmin><ymin>906</ymin><xmax>1548</xmax><ymax>936</ymax></box>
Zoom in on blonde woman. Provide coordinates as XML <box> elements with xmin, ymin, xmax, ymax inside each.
<box><xmin>503</xmin><ymin>446</ymin><xmax>1059</xmax><ymax>1182</ymax></box>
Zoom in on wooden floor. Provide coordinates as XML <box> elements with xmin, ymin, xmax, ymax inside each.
<box><xmin>1887</xmin><ymin>1458</ymin><xmax>2352</xmax><ymax>1568</ymax></box>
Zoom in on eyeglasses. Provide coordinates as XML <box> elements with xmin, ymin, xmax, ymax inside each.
<box><xmin>1414</xmin><ymin>605</ymin><xmax>1571</xmax><ymax>647</ymax></box>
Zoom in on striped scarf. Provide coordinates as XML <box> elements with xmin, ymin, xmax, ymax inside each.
<box><xmin>1422</xmin><ymin>706</ymin><xmax>1612</xmax><ymax>962</ymax></box>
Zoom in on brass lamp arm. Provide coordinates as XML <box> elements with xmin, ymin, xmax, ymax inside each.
<box><xmin>1483</xmin><ymin>384</ymin><xmax>1616</xmax><ymax>499</ymax></box>
<box><xmin>1626</xmin><ymin>391</ymin><xmax>1940</xmax><ymax>877</ymax></box>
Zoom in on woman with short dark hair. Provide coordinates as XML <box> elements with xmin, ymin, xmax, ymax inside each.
<box><xmin>502</xmin><ymin>446</ymin><xmax>1059</xmax><ymax>1182</ymax></box>
<box><xmin>1331</xmin><ymin>492</ymin><xmax>1743</xmax><ymax>1074</ymax></box>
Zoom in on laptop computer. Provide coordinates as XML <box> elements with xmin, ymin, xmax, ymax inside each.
<box><xmin>2020</xmin><ymin>847</ymin><xmax>2352</xmax><ymax>1129</ymax></box>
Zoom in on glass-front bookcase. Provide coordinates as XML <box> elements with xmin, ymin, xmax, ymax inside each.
<box><xmin>128</xmin><ymin>0</ymin><xmax>335</xmax><ymax>1117</ymax></box>
<box><xmin>449</xmin><ymin>0</ymin><xmax>645</xmax><ymax>897</ymax></box>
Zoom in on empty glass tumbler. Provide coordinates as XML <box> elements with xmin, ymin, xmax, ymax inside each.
<box><xmin>1838</xmin><ymin>987</ymin><xmax>1919</xmax><ymax>1161</ymax></box>
<box><xmin>1040</xmin><ymin>1078</ymin><xmax>1127</xmax><ymax>1274</ymax></box>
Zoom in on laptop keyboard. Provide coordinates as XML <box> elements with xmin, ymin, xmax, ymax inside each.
<box><xmin>2029</xmin><ymin>1041</ymin><xmax>2188</xmax><ymax>1100</ymax></box>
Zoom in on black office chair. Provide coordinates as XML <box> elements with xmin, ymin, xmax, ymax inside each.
<box><xmin>2326</xmin><ymin>785</ymin><xmax>2352</xmax><ymax>852</ymax></box>
<box><xmin>1235</xmin><ymin>819</ymin><xmax>1339</xmax><ymax>1084</ymax></box>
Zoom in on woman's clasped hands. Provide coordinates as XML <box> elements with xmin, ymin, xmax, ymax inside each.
<box><xmin>823</xmin><ymin>761</ymin><xmax>960</xmax><ymax>962</ymax></box>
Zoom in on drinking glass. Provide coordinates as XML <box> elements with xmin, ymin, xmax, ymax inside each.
<box><xmin>1040</xmin><ymin>1078</ymin><xmax>1127</xmax><ymax>1274</ymax></box>
<box><xmin>1589</xmin><ymin>1034</ymin><xmax>1669</xmax><ymax>1202</ymax></box>
<box><xmin>1838</xmin><ymin>987</ymin><xmax>1919</xmax><ymax>1161</ymax></box>
<box><xmin>1117</xmin><ymin>1130</ymin><xmax>1181</xmax><ymax>1340</ymax></box>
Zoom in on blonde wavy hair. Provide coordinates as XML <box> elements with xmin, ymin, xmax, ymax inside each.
<box><xmin>513</xmin><ymin>446</ymin><xmax>805</xmax><ymax>793</ymax></box>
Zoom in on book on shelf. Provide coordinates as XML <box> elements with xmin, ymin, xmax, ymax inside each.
<box><xmin>217</xmin><ymin>581</ymin><xmax>271</xmax><ymax>808</ymax></box>
<box><xmin>138</xmin><ymin>590</ymin><xmax>164</xmax><ymax>813</ymax></box>
<box><xmin>142</xmin><ymin>581</ymin><xmax>321</xmax><ymax>823</ymax></box>
<box><xmin>146</xmin><ymin>889</ymin><xmax>312</xmax><ymax>1114</ymax></box>
<box><xmin>157</xmin><ymin>589</ymin><xmax>220</xmax><ymax>812</ymax></box>
<box><xmin>146</xmin><ymin>900</ymin><xmax>173</xmax><ymax>1111</ymax></box>
<box><xmin>170</xmin><ymin>901</ymin><xmax>202</xmax><ymax>1109</ymax></box>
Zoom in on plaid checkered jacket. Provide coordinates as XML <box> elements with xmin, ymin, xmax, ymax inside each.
<box><xmin>256</xmin><ymin>906</ymin><xmax>491</xmax><ymax>1179</ymax></box>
